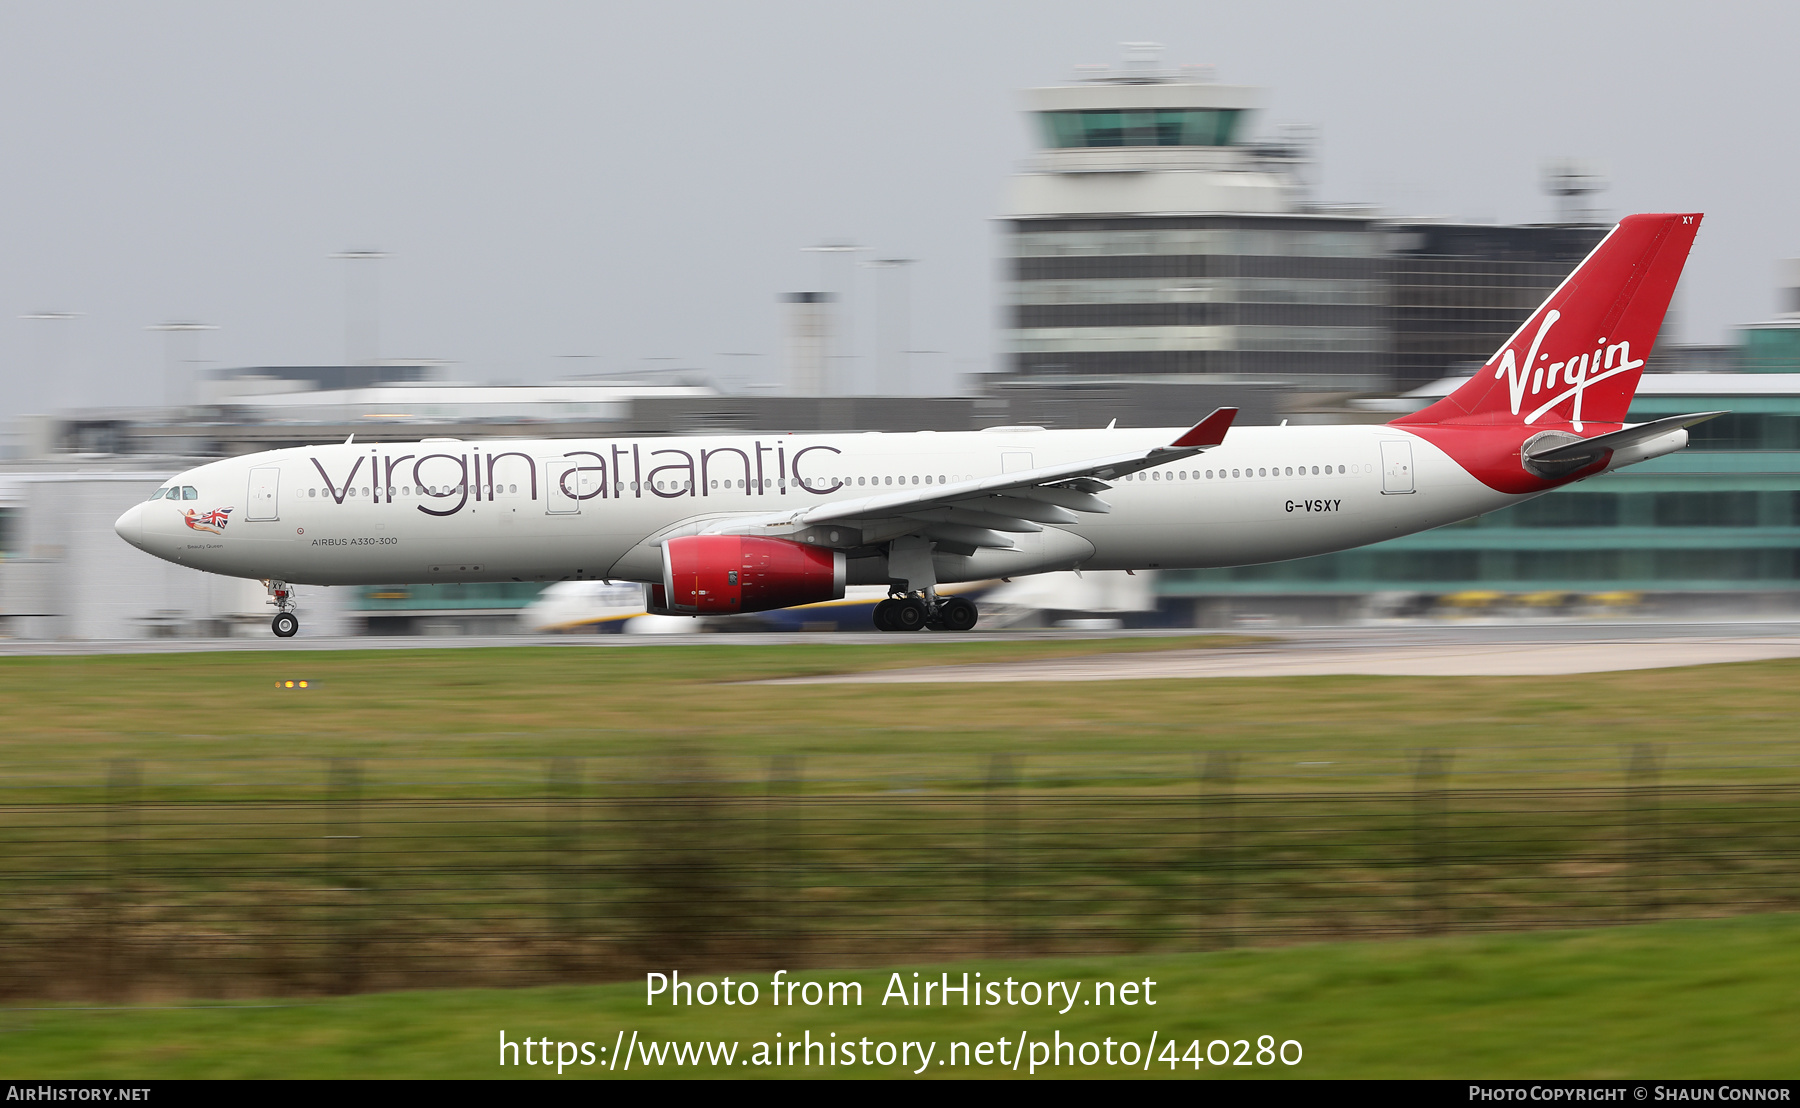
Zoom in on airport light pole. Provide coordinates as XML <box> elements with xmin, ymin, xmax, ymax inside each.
<box><xmin>20</xmin><ymin>311</ymin><xmax>80</xmax><ymax>411</ymax></box>
<box><xmin>864</xmin><ymin>258</ymin><xmax>915</xmax><ymax>396</ymax></box>
<box><xmin>148</xmin><ymin>322</ymin><xmax>218</xmax><ymax>408</ymax></box>
<box><xmin>802</xmin><ymin>242</ymin><xmax>865</xmax><ymax>394</ymax></box>
<box><xmin>332</xmin><ymin>249</ymin><xmax>387</xmax><ymax>368</ymax></box>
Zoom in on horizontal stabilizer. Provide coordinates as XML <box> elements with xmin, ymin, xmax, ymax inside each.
<box><xmin>1526</xmin><ymin>411</ymin><xmax>1727</xmax><ymax>463</ymax></box>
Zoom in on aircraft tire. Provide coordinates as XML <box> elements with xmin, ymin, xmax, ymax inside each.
<box><xmin>272</xmin><ymin>612</ymin><xmax>299</xmax><ymax>638</ymax></box>
<box><xmin>939</xmin><ymin>597</ymin><xmax>978</xmax><ymax>632</ymax></box>
<box><xmin>872</xmin><ymin>599</ymin><xmax>897</xmax><ymax>632</ymax></box>
<box><xmin>892</xmin><ymin>598</ymin><xmax>928</xmax><ymax>632</ymax></box>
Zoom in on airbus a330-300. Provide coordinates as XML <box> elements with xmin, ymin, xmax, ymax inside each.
<box><xmin>116</xmin><ymin>212</ymin><xmax>1716</xmax><ymax>638</ymax></box>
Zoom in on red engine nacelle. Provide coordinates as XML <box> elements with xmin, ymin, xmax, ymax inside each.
<box><xmin>652</xmin><ymin>535</ymin><xmax>845</xmax><ymax>615</ymax></box>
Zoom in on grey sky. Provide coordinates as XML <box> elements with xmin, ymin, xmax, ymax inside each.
<box><xmin>2</xmin><ymin>1</ymin><xmax>1795</xmax><ymax>418</ymax></box>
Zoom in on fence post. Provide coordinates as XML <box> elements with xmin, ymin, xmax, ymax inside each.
<box><xmin>1412</xmin><ymin>750</ymin><xmax>1450</xmax><ymax>935</ymax></box>
<box><xmin>983</xmin><ymin>754</ymin><xmax>1017</xmax><ymax>956</ymax></box>
<box><xmin>1626</xmin><ymin>743</ymin><xmax>1662</xmax><ymax>918</ymax></box>
<box><xmin>326</xmin><ymin>758</ymin><xmax>364</xmax><ymax>993</ymax></box>
<box><xmin>103</xmin><ymin>758</ymin><xmax>140</xmax><ymax>1000</ymax></box>
<box><xmin>1201</xmin><ymin>751</ymin><xmax>1237</xmax><ymax>949</ymax></box>
<box><xmin>546</xmin><ymin>757</ymin><xmax>582</xmax><ymax>975</ymax></box>
<box><xmin>764</xmin><ymin>755</ymin><xmax>802</xmax><ymax>967</ymax></box>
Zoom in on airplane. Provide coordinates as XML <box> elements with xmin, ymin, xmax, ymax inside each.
<box><xmin>115</xmin><ymin>212</ymin><xmax>1715</xmax><ymax>639</ymax></box>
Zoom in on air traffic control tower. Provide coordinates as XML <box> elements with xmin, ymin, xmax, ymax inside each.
<box><xmin>1000</xmin><ymin>52</ymin><xmax>1389</xmax><ymax>390</ymax></box>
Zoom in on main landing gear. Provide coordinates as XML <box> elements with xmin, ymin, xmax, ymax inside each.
<box><xmin>266</xmin><ymin>580</ymin><xmax>300</xmax><ymax>638</ymax></box>
<box><xmin>873</xmin><ymin>593</ymin><xmax>978</xmax><ymax>633</ymax></box>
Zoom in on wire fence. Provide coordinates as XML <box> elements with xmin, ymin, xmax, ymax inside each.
<box><xmin>2</xmin><ymin>746</ymin><xmax>1798</xmax><ymax>1001</ymax></box>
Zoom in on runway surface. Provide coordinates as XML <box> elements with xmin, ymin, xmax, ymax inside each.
<box><xmin>4</xmin><ymin>622</ymin><xmax>1800</xmax><ymax>684</ymax></box>
<box><xmin>759</xmin><ymin>634</ymin><xmax>1800</xmax><ymax>684</ymax></box>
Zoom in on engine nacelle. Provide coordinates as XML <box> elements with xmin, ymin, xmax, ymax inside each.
<box><xmin>651</xmin><ymin>535</ymin><xmax>846</xmax><ymax>615</ymax></box>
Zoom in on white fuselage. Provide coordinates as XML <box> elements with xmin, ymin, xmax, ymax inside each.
<box><xmin>115</xmin><ymin>424</ymin><xmax>1525</xmax><ymax>587</ymax></box>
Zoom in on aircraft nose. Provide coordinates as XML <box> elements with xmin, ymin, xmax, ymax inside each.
<box><xmin>114</xmin><ymin>502</ymin><xmax>146</xmax><ymax>550</ymax></box>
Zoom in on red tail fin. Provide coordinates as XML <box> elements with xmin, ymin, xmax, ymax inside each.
<box><xmin>1395</xmin><ymin>213</ymin><xmax>1702</xmax><ymax>430</ymax></box>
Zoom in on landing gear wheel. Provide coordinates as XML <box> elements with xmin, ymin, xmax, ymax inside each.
<box><xmin>271</xmin><ymin>612</ymin><xmax>299</xmax><ymax>638</ymax></box>
<box><xmin>872</xmin><ymin>599</ymin><xmax>898</xmax><ymax>632</ymax></box>
<box><xmin>939</xmin><ymin>597</ymin><xmax>979</xmax><ymax>632</ymax></box>
<box><xmin>891</xmin><ymin>597</ymin><xmax>928</xmax><ymax>632</ymax></box>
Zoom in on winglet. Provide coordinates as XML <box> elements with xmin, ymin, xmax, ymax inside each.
<box><xmin>1169</xmin><ymin>407</ymin><xmax>1237</xmax><ymax>449</ymax></box>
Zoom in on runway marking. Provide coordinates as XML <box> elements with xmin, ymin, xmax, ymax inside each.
<box><xmin>757</xmin><ymin>639</ymin><xmax>1800</xmax><ymax>684</ymax></box>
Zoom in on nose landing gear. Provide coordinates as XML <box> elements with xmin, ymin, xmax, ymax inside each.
<box><xmin>265</xmin><ymin>580</ymin><xmax>299</xmax><ymax>638</ymax></box>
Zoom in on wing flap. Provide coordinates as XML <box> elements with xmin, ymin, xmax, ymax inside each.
<box><xmin>902</xmin><ymin>505</ymin><xmax>1045</xmax><ymax>533</ymax></box>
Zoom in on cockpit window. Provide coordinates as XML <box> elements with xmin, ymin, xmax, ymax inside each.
<box><xmin>182</xmin><ymin>486</ymin><xmax>198</xmax><ymax>500</ymax></box>
<box><xmin>149</xmin><ymin>488</ymin><xmax>167</xmax><ymax>500</ymax></box>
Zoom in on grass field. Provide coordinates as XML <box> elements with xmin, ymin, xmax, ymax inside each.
<box><xmin>3</xmin><ymin>913</ymin><xmax>1796</xmax><ymax>1078</ymax></box>
<box><xmin>1</xmin><ymin>638</ymin><xmax>1798</xmax><ymax>788</ymax></box>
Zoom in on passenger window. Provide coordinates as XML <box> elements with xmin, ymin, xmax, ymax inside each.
<box><xmin>182</xmin><ymin>486</ymin><xmax>198</xmax><ymax>500</ymax></box>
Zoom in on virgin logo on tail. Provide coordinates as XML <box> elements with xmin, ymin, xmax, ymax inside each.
<box><xmin>1491</xmin><ymin>310</ymin><xmax>1647</xmax><ymax>431</ymax></box>
<box><xmin>1396</xmin><ymin>213</ymin><xmax>1700</xmax><ymax>433</ymax></box>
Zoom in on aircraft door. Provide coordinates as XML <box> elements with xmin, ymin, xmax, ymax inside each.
<box><xmin>1002</xmin><ymin>451</ymin><xmax>1033</xmax><ymax>474</ymax></box>
<box><xmin>247</xmin><ymin>466</ymin><xmax>281</xmax><ymax>521</ymax></box>
<box><xmin>1380</xmin><ymin>440</ymin><xmax>1415</xmax><ymax>494</ymax></box>
<box><xmin>542</xmin><ymin>458</ymin><xmax>579</xmax><ymax>514</ymax></box>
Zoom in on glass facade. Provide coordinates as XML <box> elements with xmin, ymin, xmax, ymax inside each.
<box><xmin>1387</xmin><ymin>223</ymin><xmax>1608</xmax><ymax>390</ymax></box>
<box><xmin>1743</xmin><ymin>325</ymin><xmax>1800</xmax><ymax>373</ymax></box>
<box><xmin>1039</xmin><ymin>109</ymin><xmax>1244</xmax><ymax>148</ymax></box>
<box><xmin>1005</xmin><ymin>216</ymin><xmax>1387</xmax><ymax>381</ymax></box>
<box><xmin>354</xmin><ymin>582</ymin><xmax>547</xmax><ymax>612</ymax></box>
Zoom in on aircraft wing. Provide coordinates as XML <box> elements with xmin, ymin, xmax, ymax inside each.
<box><xmin>786</xmin><ymin>408</ymin><xmax>1236</xmax><ymax>552</ymax></box>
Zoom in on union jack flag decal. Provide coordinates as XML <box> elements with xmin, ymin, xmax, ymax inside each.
<box><xmin>181</xmin><ymin>506</ymin><xmax>233</xmax><ymax>534</ymax></box>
